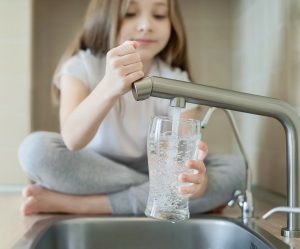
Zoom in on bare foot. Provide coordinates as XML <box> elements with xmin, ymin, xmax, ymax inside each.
<box><xmin>22</xmin><ymin>184</ymin><xmax>36</xmax><ymax>198</ymax></box>
<box><xmin>21</xmin><ymin>185</ymin><xmax>112</xmax><ymax>216</ymax></box>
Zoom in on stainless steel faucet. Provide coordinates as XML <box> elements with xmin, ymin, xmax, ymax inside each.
<box><xmin>132</xmin><ymin>76</ymin><xmax>300</xmax><ymax>238</ymax></box>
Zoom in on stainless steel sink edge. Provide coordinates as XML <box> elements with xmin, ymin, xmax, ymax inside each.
<box><xmin>11</xmin><ymin>216</ymin><xmax>291</xmax><ymax>249</ymax></box>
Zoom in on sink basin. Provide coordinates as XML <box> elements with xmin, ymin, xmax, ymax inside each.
<box><xmin>13</xmin><ymin>216</ymin><xmax>290</xmax><ymax>249</ymax></box>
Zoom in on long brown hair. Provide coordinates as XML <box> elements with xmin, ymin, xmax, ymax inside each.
<box><xmin>52</xmin><ymin>0</ymin><xmax>191</xmax><ymax>104</ymax></box>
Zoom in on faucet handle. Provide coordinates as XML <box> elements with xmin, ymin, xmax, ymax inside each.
<box><xmin>228</xmin><ymin>190</ymin><xmax>244</xmax><ymax>207</ymax></box>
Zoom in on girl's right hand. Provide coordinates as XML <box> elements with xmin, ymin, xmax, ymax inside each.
<box><xmin>102</xmin><ymin>41</ymin><xmax>144</xmax><ymax>97</ymax></box>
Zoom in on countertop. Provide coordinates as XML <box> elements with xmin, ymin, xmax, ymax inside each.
<box><xmin>2</xmin><ymin>191</ymin><xmax>300</xmax><ymax>249</ymax></box>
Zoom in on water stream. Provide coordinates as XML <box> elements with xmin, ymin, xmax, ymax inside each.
<box><xmin>170</xmin><ymin>107</ymin><xmax>182</xmax><ymax>135</ymax></box>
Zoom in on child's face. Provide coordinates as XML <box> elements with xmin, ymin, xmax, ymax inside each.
<box><xmin>118</xmin><ymin>0</ymin><xmax>171</xmax><ymax>63</ymax></box>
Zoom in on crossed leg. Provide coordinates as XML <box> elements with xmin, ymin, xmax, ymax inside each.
<box><xmin>18</xmin><ymin>132</ymin><xmax>148</xmax><ymax>216</ymax></box>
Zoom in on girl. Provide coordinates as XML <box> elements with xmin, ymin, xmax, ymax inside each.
<box><xmin>18</xmin><ymin>0</ymin><xmax>245</xmax><ymax>216</ymax></box>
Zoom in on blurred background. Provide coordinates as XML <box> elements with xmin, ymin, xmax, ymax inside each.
<box><xmin>0</xmin><ymin>0</ymin><xmax>299</xmax><ymax>203</ymax></box>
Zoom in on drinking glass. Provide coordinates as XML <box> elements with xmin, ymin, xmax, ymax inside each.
<box><xmin>145</xmin><ymin>115</ymin><xmax>201</xmax><ymax>221</ymax></box>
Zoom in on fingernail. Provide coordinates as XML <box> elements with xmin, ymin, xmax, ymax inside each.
<box><xmin>178</xmin><ymin>174</ymin><xmax>185</xmax><ymax>182</ymax></box>
<box><xmin>198</xmin><ymin>150</ymin><xmax>204</xmax><ymax>160</ymax></box>
<box><xmin>131</xmin><ymin>41</ymin><xmax>138</xmax><ymax>49</ymax></box>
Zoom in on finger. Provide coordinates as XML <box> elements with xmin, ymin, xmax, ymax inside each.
<box><xmin>178</xmin><ymin>171</ymin><xmax>205</xmax><ymax>184</ymax></box>
<box><xmin>125</xmin><ymin>70</ymin><xmax>144</xmax><ymax>85</ymax></box>
<box><xmin>178</xmin><ymin>184</ymin><xmax>197</xmax><ymax>196</ymax></box>
<box><xmin>111</xmin><ymin>41</ymin><xmax>137</xmax><ymax>56</ymax></box>
<box><xmin>185</xmin><ymin>160</ymin><xmax>206</xmax><ymax>174</ymax></box>
<box><xmin>121</xmin><ymin>62</ymin><xmax>143</xmax><ymax>76</ymax></box>
<box><xmin>119</xmin><ymin>53</ymin><xmax>142</xmax><ymax>66</ymax></box>
<box><xmin>130</xmin><ymin>40</ymin><xmax>139</xmax><ymax>49</ymax></box>
<box><xmin>197</xmin><ymin>141</ymin><xmax>208</xmax><ymax>160</ymax></box>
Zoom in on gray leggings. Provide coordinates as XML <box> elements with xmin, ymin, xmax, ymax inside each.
<box><xmin>18</xmin><ymin>131</ymin><xmax>246</xmax><ymax>215</ymax></box>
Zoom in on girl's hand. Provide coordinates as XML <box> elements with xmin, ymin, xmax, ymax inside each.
<box><xmin>102</xmin><ymin>40</ymin><xmax>144</xmax><ymax>97</ymax></box>
<box><xmin>178</xmin><ymin>141</ymin><xmax>208</xmax><ymax>199</ymax></box>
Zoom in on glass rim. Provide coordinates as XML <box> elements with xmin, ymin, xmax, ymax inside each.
<box><xmin>151</xmin><ymin>115</ymin><xmax>202</xmax><ymax>124</ymax></box>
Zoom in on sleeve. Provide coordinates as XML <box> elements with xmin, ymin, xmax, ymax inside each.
<box><xmin>53</xmin><ymin>54</ymin><xmax>89</xmax><ymax>89</ymax></box>
<box><xmin>172</xmin><ymin>67</ymin><xmax>189</xmax><ymax>82</ymax></box>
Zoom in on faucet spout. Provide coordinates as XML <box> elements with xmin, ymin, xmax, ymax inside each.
<box><xmin>132</xmin><ymin>76</ymin><xmax>300</xmax><ymax>238</ymax></box>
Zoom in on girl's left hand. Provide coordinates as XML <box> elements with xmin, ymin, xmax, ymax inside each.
<box><xmin>178</xmin><ymin>141</ymin><xmax>208</xmax><ymax>199</ymax></box>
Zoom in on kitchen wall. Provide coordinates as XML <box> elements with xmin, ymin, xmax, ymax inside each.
<box><xmin>32</xmin><ymin>0</ymin><xmax>90</xmax><ymax>132</ymax></box>
<box><xmin>0</xmin><ymin>0</ymin><xmax>32</xmax><ymax>185</ymax></box>
<box><xmin>231</xmin><ymin>0</ymin><xmax>300</xmax><ymax>195</ymax></box>
<box><xmin>179</xmin><ymin>0</ymin><xmax>235</xmax><ymax>154</ymax></box>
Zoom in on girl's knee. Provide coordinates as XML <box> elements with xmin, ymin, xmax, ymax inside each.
<box><xmin>18</xmin><ymin>131</ymin><xmax>62</xmax><ymax>176</ymax></box>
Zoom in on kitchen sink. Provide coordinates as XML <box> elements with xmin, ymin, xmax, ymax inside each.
<box><xmin>13</xmin><ymin>216</ymin><xmax>290</xmax><ymax>249</ymax></box>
